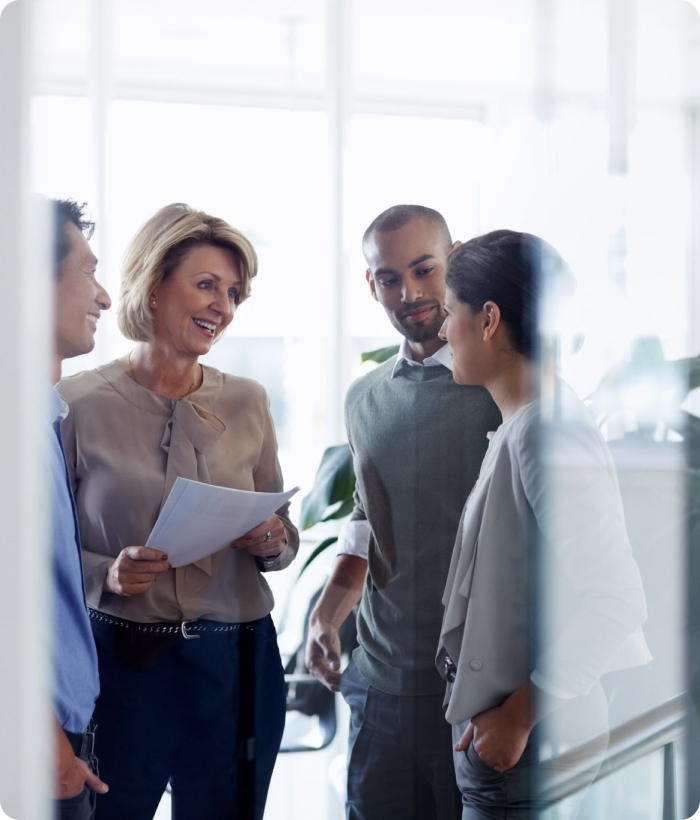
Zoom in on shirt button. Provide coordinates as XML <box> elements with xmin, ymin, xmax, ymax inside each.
<box><xmin>469</xmin><ymin>659</ymin><xmax>483</xmax><ymax>671</ymax></box>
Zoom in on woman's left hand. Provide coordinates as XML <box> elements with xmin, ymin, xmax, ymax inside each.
<box><xmin>454</xmin><ymin>682</ymin><xmax>535</xmax><ymax>771</ymax></box>
<box><xmin>230</xmin><ymin>514</ymin><xmax>287</xmax><ymax>557</ymax></box>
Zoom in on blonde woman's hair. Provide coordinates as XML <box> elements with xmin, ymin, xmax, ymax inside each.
<box><xmin>118</xmin><ymin>203</ymin><xmax>258</xmax><ymax>342</ymax></box>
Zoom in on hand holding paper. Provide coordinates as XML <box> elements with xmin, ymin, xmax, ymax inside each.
<box><xmin>104</xmin><ymin>547</ymin><xmax>171</xmax><ymax>597</ymax></box>
<box><xmin>230</xmin><ymin>513</ymin><xmax>288</xmax><ymax>557</ymax></box>
<box><xmin>146</xmin><ymin>477</ymin><xmax>299</xmax><ymax>568</ymax></box>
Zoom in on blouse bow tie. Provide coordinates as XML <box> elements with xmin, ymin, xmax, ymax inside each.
<box><xmin>159</xmin><ymin>399</ymin><xmax>227</xmax><ymax>586</ymax></box>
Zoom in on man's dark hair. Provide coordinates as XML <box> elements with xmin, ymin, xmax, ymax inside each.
<box><xmin>53</xmin><ymin>199</ymin><xmax>95</xmax><ymax>277</ymax></box>
<box><xmin>362</xmin><ymin>204</ymin><xmax>451</xmax><ymax>254</ymax></box>
<box><xmin>446</xmin><ymin>229</ymin><xmax>573</xmax><ymax>360</ymax></box>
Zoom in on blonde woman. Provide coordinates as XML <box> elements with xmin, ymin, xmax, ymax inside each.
<box><xmin>59</xmin><ymin>204</ymin><xmax>298</xmax><ymax>820</ymax></box>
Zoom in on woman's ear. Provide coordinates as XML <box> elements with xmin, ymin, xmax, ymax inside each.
<box><xmin>481</xmin><ymin>301</ymin><xmax>501</xmax><ymax>342</ymax></box>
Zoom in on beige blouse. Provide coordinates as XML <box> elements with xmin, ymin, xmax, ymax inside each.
<box><xmin>58</xmin><ymin>360</ymin><xmax>299</xmax><ymax>624</ymax></box>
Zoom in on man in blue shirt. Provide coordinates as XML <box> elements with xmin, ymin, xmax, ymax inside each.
<box><xmin>49</xmin><ymin>199</ymin><xmax>111</xmax><ymax>819</ymax></box>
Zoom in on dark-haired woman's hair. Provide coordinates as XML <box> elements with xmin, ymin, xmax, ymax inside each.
<box><xmin>446</xmin><ymin>230</ymin><xmax>572</xmax><ymax>360</ymax></box>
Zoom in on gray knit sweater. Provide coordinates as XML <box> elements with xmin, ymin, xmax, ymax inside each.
<box><xmin>346</xmin><ymin>356</ymin><xmax>502</xmax><ymax>696</ymax></box>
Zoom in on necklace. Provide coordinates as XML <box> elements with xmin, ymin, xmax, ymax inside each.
<box><xmin>127</xmin><ymin>352</ymin><xmax>200</xmax><ymax>397</ymax></box>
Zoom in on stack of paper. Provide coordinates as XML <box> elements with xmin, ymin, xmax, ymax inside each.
<box><xmin>146</xmin><ymin>477</ymin><xmax>299</xmax><ymax>567</ymax></box>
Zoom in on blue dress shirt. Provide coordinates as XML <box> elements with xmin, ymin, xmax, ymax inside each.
<box><xmin>48</xmin><ymin>384</ymin><xmax>99</xmax><ymax>733</ymax></box>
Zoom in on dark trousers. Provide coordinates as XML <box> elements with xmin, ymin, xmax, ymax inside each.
<box><xmin>341</xmin><ymin>660</ymin><xmax>461</xmax><ymax>820</ymax></box>
<box><xmin>90</xmin><ymin>614</ymin><xmax>286</xmax><ymax>820</ymax></box>
<box><xmin>452</xmin><ymin>684</ymin><xmax>609</xmax><ymax>820</ymax></box>
<box><xmin>452</xmin><ymin>728</ymin><xmax>538</xmax><ymax>820</ymax></box>
<box><xmin>54</xmin><ymin>723</ymin><xmax>99</xmax><ymax>820</ymax></box>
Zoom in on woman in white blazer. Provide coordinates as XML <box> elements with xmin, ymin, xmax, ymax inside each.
<box><xmin>436</xmin><ymin>230</ymin><xmax>651</xmax><ymax>819</ymax></box>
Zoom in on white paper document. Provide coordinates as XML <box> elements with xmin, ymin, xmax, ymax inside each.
<box><xmin>146</xmin><ymin>477</ymin><xmax>299</xmax><ymax>567</ymax></box>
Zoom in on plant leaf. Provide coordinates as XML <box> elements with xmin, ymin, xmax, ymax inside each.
<box><xmin>361</xmin><ymin>345</ymin><xmax>400</xmax><ymax>364</ymax></box>
<box><xmin>300</xmin><ymin>444</ymin><xmax>355</xmax><ymax>530</ymax></box>
<box><xmin>297</xmin><ymin>537</ymin><xmax>338</xmax><ymax>580</ymax></box>
<box><xmin>321</xmin><ymin>497</ymin><xmax>355</xmax><ymax>522</ymax></box>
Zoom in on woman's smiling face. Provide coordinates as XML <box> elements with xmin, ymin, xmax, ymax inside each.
<box><xmin>151</xmin><ymin>243</ymin><xmax>242</xmax><ymax>358</ymax></box>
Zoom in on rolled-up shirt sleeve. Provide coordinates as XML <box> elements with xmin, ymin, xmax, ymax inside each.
<box><xmin>336</xmin><ymin>410</ymin><xmax>372</xmax><ymax>559</ymax></box>
<box><xmin>337</xmin><ymin>518</ymin><xmax>371</xmax><ymax>559</ymax></box>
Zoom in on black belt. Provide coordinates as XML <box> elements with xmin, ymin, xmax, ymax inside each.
<box><xmin>63</xmin><ymin>720</ymin><xmax>96</xmax><ymax>758</ymax></box>
<box><xmin>444</xmin><ymin>653</ymin><xmax>457</xmax><ymax>683</ymax></box>
<box><xmin>88</xmin><ymin>608</ymin><xmax>255</xmax><ymax>641</ymax></box>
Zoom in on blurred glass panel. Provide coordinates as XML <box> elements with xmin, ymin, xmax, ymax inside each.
<box><xmin>30</xmin><ymin>95</ymin><xmax>95</xmax><ymax>205</ymax></box>
<box><xmin>33</xmin><ymin>0</ymin><xmax>89</xmax><ymax>83</ymax></box>
<box><xmin>552</xmin><ymin>0</ymin><xmax>608</xmax><ymax>98</ymax></box>
<box><xmin>34</xmin><ymin>0</ymin><xmax>326</xmax><ymax>95</ymax></box>
<box><xmin>352</xmin><ymin>0</ymin><xmax>537</xmax><ymax>99</ymax></box>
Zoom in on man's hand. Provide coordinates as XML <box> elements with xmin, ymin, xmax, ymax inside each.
<box><xmin>55</xmin><ymin>718</ymin><xmax>108</xmax><ymax>799</ymax></box>
<box><xmin>306</xmin><ymin>618</ymin><xmax>342</xmax><ymax>691</ymax></box>
<box><xmin>104</xmin><ymin>546</ymin><xmax>171</xmax><ymax>596</ymax></box>
<box><xmin>57</xmin><ymin>756</ymin><xmax>109</xmax><ymax>800</ymax></box>
<box><xmin>230</xmin><ymin>514</ymin><xmax>287</xmax><ymax>558</ymax></box>
<box><xmin>304</xmin><ymin>553</ymin><xmax>367</xmax><ymax>692</ymax></box>
<box><xmin>454</xmin><ymin>682</ymin><xmax>536</xmax><ymax>772</ymax></box>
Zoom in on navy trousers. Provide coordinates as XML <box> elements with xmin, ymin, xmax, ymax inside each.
<box><xmin>341</xmin><ymin>660</ymin><xmax>461</xmax><ymax>820</ymax></box>
<box><xmin>90</xmin><ymin>614</ymin><xmax>286</xmax><ymax>820</ymax></box>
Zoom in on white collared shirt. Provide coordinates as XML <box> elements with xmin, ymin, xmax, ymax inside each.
<box><xmin>339</xmin><ymin>340</ymin><xmax>453</xmax><ymax>559</ymax></box>
<box><xmin>391</xmin><ymin>338</ymin><xmax>453</xmax><ymax>377</ymax></box>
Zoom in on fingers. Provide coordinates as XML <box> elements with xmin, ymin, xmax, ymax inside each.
<box><xmin>106</xmin><ymin>578</ymin><xmax>154</xmax><ymax>597</ymax></box>
<box><xmin>122</xmin><ymin>558</ymin><xmax>172</xmax><ymax>575</ymax></box>
<box><xmin>305</xmin><ymin>628</ymin><xmax>342</xmax><ymax>691</ymax></box>
<box><xmin>56</xmin><ymin>761</ymin><xmax>86</xmax><ymax>800</ymax></box>
<box><xmin>231</xmin><ymin>514</ymin><xmax>287</xmax><ymax>556</ymax></box>
<box><xmin>123</xmin><ymin>546</ymin><xmax>169</xmax><ymax>562</ymax></box>
<box><xmin>239</xmin><ymin>539</ymin><xmax>286</xmax><ymax>558</ymax></box>
<box><xmin>313</xmin><ymin>667</ymin><xmax>342</xmax><ymax>691</ymax></box>
<box><xmin>454</xmin><ymin>722</ymin><xmax>474</xmax><ymax>752</ymax></box>
<box><xmin>80</xmin><ymin>760</ymin><xmax>109</xmax><ymax>795</ymax></box>
<box><xmin>239</xmin><ymin>515</ymin><xmax>278</xmax><ymax>540</ymax></box>
<box><xmin>117</xmin><ymin>548</ymin><xmax>171</xmax><ymax>580</ymax></box>
<box><xmin>306</xmin><ymin>648</ymin><xmax>342</xmax><ymax>691</ymax></box>
<box><xmin>316</xmin><ymin>632</ymin><xmax>340</xmax><ymax>669</ymax></box>
<box><xmin>105</xmin><ymin>548</ymin><xmax>172</xmax><ymax>597</ymax></box>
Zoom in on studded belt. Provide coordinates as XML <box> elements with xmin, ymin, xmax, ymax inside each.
<box><xmin>88</xmin><ymin>608</ymin><xmax>254</xmax><ymax>641</ymax></box>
